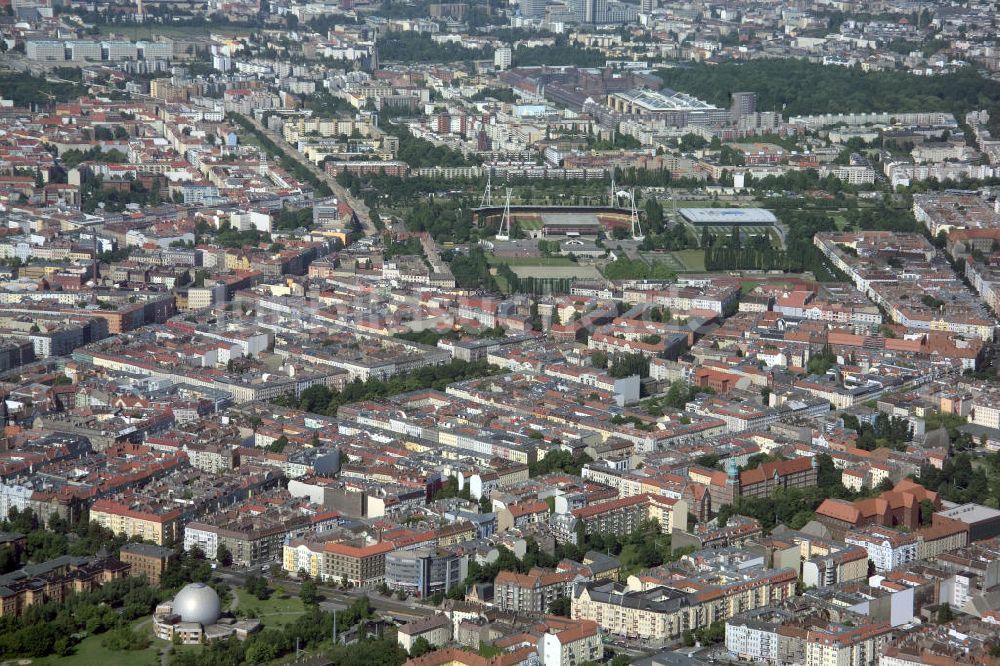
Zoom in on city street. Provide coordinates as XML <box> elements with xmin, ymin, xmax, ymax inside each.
<box><xmin>239</xmin><ymin>113</ymin><xmax>377</xmax><ymax>237</ymax></box>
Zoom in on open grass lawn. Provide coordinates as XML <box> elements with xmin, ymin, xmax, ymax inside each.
<box><xmin>37</xmin><ymin>592</ymin><xmax>305</xmax><ymax>666</ymax></box>
<box><xmin>617</xmin><ymin>533</ymin><xmax>673</xmax><ymax>579</ymax></box>
<box><xmin>38</xmin><ymin>625</ymin><xmax>160</xmax><ymax>666</ymax></box>
<box><xmin>235</xmin><ymin>588</ymin><xmax>307</xmax><ymax>627</ymax></box>
<box><xmin>618</xmin><ymin>544</ymin><xmax>641</xmax><ymax>578</ymax></box>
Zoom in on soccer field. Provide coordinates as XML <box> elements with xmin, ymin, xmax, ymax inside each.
<box><xmin>673</xmin><ymin>249</ymin><xmax>706</xmax><ymax>271</ymax></box>
<box><xmin>640</xmin><ymin>250</ymin><xmax>706</xmax><ymax>272</ymax></box>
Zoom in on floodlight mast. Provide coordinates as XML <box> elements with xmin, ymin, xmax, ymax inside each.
<box><xmin>496</xmin><ymin>188</ymin><xmax>513</xmax><ymax>240</ymax></box>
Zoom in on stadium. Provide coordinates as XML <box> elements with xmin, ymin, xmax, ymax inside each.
<box><xmin>473</xmin><ymin>205</ymin><xmax>635</xmax><ymax>238</ymax></box>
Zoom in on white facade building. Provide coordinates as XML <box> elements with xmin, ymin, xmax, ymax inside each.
<box><xmin>845</xmin><ymin>528</ymin><xmax>918</xmax><ymax>573</ymax></box>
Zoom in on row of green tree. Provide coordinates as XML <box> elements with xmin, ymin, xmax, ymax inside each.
<box><xmin>213</xmin><ymin>220</ymin><xmax>271</xmax><ymax>248</ymax></box>
<box><xmin>638</xmin><ymin>199</ymin><xmax>698</xmax><ymax>252</ymax></box>
<box><xmin>80</xmin><ymin>175</ymin><xmax>167</xmax><ymax>214</ymax></box>
<box><xmin>285</xmin><ymin>359</ymin><xmax>501</xmax><ymax>415</ymax></box>
<box><xmin>529</xmin><ymin>449</ymin><xmax>594</xmax><ymax>477</ymax></box>
<box><xmin>840</xmin><ymin>412</ymin><xmax>913</xmax><ymax>451</ymax></box>
<box><xmin>0</xmin><ymin>507</ymin><xmax>132</xmax><ymax>572</ymax></box>
<box><xmin>703</xmin><ymin>227</ymin><xmax>789</xmax><ymax>272</ymax></box>
<box><xmin>641</xmin><ymin>381</ymin><xmax>715</xmax><ymax>415</ymax></box>
<box><xmin>383</xmin><ymin>235</ymin><xmax>424</xmax><ymax>259</ymax></box>
<box><xmin>229</xmin><ymin>112</ymin><xmax>332</xmax><ymax>197</ymax></box>
<box><xmin>388</xmin><ymin>197</ymin><xmax>477</xmax><ymax>243</ymax></box>
<box><xmin>0</xmin><ymin>72</ymin><xmax>85</xmax><ymax>107</ymax></box>
<box><xmin>918</xmin><ymin>452</ymin><xmax>995</xmax><ymax>506</ymax></box>
<box><xmin>273</xmin><ymin>206</ymin><xmax>314</xmax><ymax>231</ymax></box>
<box><xmin>495</xmin><ymin>263</ymin><xmax>575</xmax><ymax>296</ymax></box>
<box><xmin>61</xmin><ymin>146</ymin><xmax>128</xmax><ymax>169</ymax></box>
<box><xmin>512</xmin><ymin>42</ymin><xmax>605</xmax><ymax>68</ymax></box>
<box><xmin>302</xmin><ymin>90</ymin><xmax>356</xmax><ymax>117</ymax></box>
<box><xmin>447</xmin><ymin>247</ymin><xmax>497</xmax><ymax>290</ymax></box>
<box><xmin>593</xmin><ymin>351</ymin><xmax>651</xmax><ymax>378</ymax></box>
<box><xmin>395</xmin><ymin>324</ymin><xmax>506</xmax><ymax>348</ymax></box>
<box><xmin>378</xmin><ymin>32</ymin><xmax>491</xmax><ymax>62</ymax></box>
<box><xmin>384</xmin><ymin>124</ymin><xmax>480</xmax><ymax>169</ymax></box>
<box><xmin>655</xmin><ymin>60</ymin><xmax>1000</xmax><ymax>120</ymax></box>
<box><xmin>470</xmin><ymin>87</ymin><xmax>517</xmax><ymax>103</ymax></box>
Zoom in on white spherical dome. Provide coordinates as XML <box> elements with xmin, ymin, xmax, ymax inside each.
<box><xmin>173</xmin><ymin>582</ymin><xmax>221</xmax><ymax>626</ymax></box>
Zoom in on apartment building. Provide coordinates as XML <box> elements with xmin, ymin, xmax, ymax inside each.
<box><xmin>845</xmin><ymin>526</ymin><xmax>919</xmax><ymax>573</ymax></box>
<box><xmin>323</xmin><ymin>540</ymin><xmax>394</xmax><ymax>587</ymax></box>
<box><xmin>282</xmin><ymin>539</ymin><xmax>326</xmax><ymax>579</ymax></box>
<box><xmin>820</xmin><ymin>165</ymin><xmax>877</xmax><ymax>184</ymax></box>
<box><xmin>725</xmin><ymin>609</ymin><xmax>795</xmax><ymax>664</ymax></box>
<box><xmin>90</xmin><ymin>499</ymin><xmax>183</xmax><ymax>546</ymax></box>
<box><xmin>572</xmin><ymin>494</ymin><xmax>651</xmax><ymax>542</ymax></box>
<box><xmin>118</xmin><ymin>543</ymin><xmax>177</xmax><ymax>585</ymax></box>
<box><xmin>538</xmin><ymin>619</ymin><xmax>602</xmax><ymax>666</ymax></box>
<box><xmin>494</xmin><ymin>568</ymin><xmax>576</xmax><ymax>614</ymax></box>
<box><xmin>184</xmin><ymin>507</ymin><xmax>312</xmax><ymax>566</ymax></box>
<box><xmin>581</xmin><ymin>464</ymin><xmax>644</xmax><ymax>498</ymax></box>
<box><xmin>970</xmin><ymin>395</ymin><xmax>1000</xmax><ymax>429</ymax></box>
<box><xmin>496</xmin><ymin>499</ymin><xmax>549</xmax><ymax>532</ymax></box>
<box><xmin>687</xmin><ymin>396</ymin><xmax>782</xmax><ymax>433</ymax></box>
<box><xmin>575</xmin><ymin>551</ymin><xmax>797</xmax><ymax>642</ymax></box>
<box><xmin>915</xmin><ymin>518</ymin><xmax>969</xmax><ymax>560</ymax></box>
<box><xmin>397</xmin><ymin>614</ymin><xmax>452</xmax><ymax>653</ymax></box>
<box><xmin>0</xmin><ymin>555</ymin><xmax>130</xmax><ymax>618</ymax></box>
<box><xmin>572</xmin><ymin>582</ymin><xmax>696</xmax><ymax>642</ymax></box>
<box><xmin>553</xmin><ymin>494</ymin><xmax>687</xmax><ymax>546</ymax></box>
<box><xmin>804</xmin><ymin>621</ymin><xmax>892</xmax><ymax>666</ymax></box>
<box><xmin>801</xmin><ymin>545</ymin><xmax>870</xmax><ymax>589</ymax></box>
<box><xmin>726</xmin><ymin>610</ymin><xmax>892</xmax><ymax>666</ymax></box>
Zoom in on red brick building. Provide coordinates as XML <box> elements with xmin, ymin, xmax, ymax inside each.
<box><xmin>815</xmin><ymin>479</ymin><xmax>940</xmax><ymax>540</ymax></box>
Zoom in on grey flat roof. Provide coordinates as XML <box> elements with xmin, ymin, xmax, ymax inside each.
<box><xmin>121</xmin><ymin>542</ymin><xmax>176</xmax><ymax>557</ymax></box>
<box><xmin>615</xmin><ymin>88</ymin><xmax>719</xmax><ymax>112</ymax></box>
<box><xmin>678</xmin><ymin>208</ymin><xmax>777</xmax><ymax>224</ymax></box>
<box><xmin>937</xmin><ymin>503</ymin><xmax>1000</xmax><ymax>524</ymax></box>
